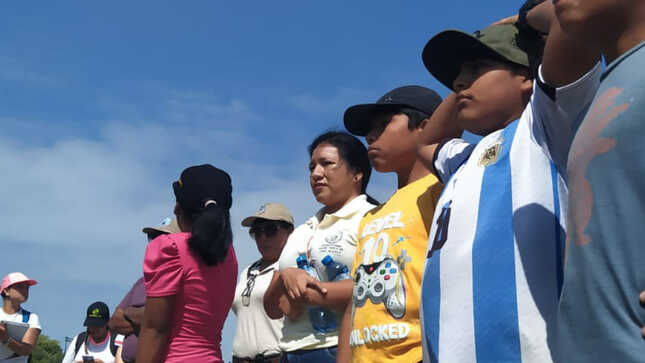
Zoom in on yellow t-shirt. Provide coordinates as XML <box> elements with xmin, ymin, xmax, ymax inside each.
<box><xmin>350</xmin><ymin>173</ymin><xmax>441</xmax><ymax>363</ymax></box>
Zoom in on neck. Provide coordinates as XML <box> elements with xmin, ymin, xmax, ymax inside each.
<box><xmin>397</xmin><ymin>159</ymin><xmax>430</xmax><ymax>189</ymax></box>
<box><xmin>91</xmin><ymin>331</ymin><xmax>109</xmax><ymax>344</ymax></box>
<box><xmin>325</xmin><ymin>192</ymin><xmax>360</xmax><ymax>214</ymax></box>
<box><xmin>260</xmin><ymin>258</ymin><xmax>278</xmax><ymax>267</ymax></box>
<box><xmin>604</xmin><ymin>24</ymin><xmax>645</xmax><ymax>64</ymax></box>
<box><xmin>2</xmin><ymin>300</ymin><xmax>20</xmax><ymax>315</ymax></box>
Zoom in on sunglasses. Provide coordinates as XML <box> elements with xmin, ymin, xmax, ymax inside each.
<box><xmin>249</xmin><ymin>223</ymin><xmax>282</xmax><ymax>239</ymax></box>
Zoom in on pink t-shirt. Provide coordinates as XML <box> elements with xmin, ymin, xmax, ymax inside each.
<box><xmin>144</xmin><ymin>232</ymin><xmax>238</xmax><ymax>363</ymax></box>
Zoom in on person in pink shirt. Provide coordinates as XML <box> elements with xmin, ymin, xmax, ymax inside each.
<box><xmin>136</xmin><ymin>164</ymin><xmax>238</xmax><ymax>363</ymax></box>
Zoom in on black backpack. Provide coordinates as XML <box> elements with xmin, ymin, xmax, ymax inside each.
<box><xmin>73</xmin><ymin>330</ymin><xmax>119</xmax><ymax>358</ymax></box>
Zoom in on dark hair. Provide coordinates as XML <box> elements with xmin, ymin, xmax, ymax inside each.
<box><xmin>182</xmin><ymin>203</ymin><xmax>233</xmax><ymax>266</ymax></box>
<box><xmin>308</xmin><ymin>131</ymin><xmax>379</xmax><ymax>205</ymax></box>
<box><xmin>1</xmin><ymin>291</ymin><xmax>5</xmax><ymax>299</ymax></box>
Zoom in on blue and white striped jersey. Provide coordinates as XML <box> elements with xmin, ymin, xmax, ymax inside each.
<box><xmin>420</xmin><ymin>63</ymin><xmax>602</xmax><ymax>363</ymax></box>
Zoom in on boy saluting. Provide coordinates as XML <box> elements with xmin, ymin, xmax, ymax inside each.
<box><xmin>418</xmin><ymin>2</ymin><xmax>601</xmax><ymax>362</ymax></box>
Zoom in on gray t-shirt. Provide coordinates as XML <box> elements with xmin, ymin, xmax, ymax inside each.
<box><xmin>555</xmin><ymin>41</ymin><xmax>645</xmax><ymax>362</ymax></box>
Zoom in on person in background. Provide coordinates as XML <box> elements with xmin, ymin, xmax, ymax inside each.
<box><xmin>0</xmin><ymin>272</ymin><xmax>41</xmax><ymax>363</ymax></box>
<box><xmin>264</xmin><ymin>131</ymin><xmax>377</xmax><ymax>363</ymax></box>
<box><xmin>108</xmin><ymin>217</ymin><xmax>181</xmax><ymax>363</ymax></box>
<box><xmin>136</xmin><ymin>164</ymin><xmax>238</xmax><ymax>363</ymax></box>
<box><xmin>232</xmin><ymin>203</ymin><xmax>295</xmax><ymax>363</ymax></box>
<box><xmin>62</xmin><ymin>301</ymin><xmax>124</xmax><ymax>363</ymax></box>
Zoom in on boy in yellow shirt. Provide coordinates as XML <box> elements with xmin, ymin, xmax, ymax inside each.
<box><xmin>338</xmin><ymin>85</ymin><xmax>459</xmax><ymax>362</ymax></box>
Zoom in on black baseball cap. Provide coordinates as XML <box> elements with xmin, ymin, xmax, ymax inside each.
<box><xmin>344</xmin><ymin>85</ymin><xmax>442</xmax><ymax>136</ymax></box>
<box><xmin>83</xmin><ymin>301</ymin><xmax>110</xmax><ymax>327</ymax></box>
<box><xmin>422</xmin><ymin>23</ymin><xmax>543</xmax><ymax>90</ymax></box>
<box><xmin>173</xmin><ymin>164</ymin><xmax>233</xmax><ymax>212</ymax></box>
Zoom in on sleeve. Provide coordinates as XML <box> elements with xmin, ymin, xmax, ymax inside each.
<box><xmin>529</xmin><ymin>62</ymin><xmax>602</xmax><ymax>172</ymax></box>
<box><xmin>117</xmin><ymin>283</ymin><xmax>136</xmax><ymax>310</ymax></box>
<box><xmin>27</xmin><ymin>312</ymin><xmax>41</xmax><ymax>331</ymax></box>
<box><xmin>61</xmin><ymin>335</ymin><xmax>77</xmax><ymax>363</ymax></box>
<box><xmin>433</xmin><ymin>138</ymin><xmax>476</xmax><ymax>183</ymax></box>
<box><xmin>143</xmin><ymin>235</ymin><xmax>183</xmax><ymax>297</ymax></box>
<box><xmin>277</xmin><ymin>223</ymin><xmax>312</xmax><ymax>271</ymax></box>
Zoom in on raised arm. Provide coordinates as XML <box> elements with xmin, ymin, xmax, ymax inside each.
<box><xmin>417</xmin><ymin>93</ymin><xmax>462</xmax><ymax>175</ymax></box>
<box><xmin>527</xmin><ymin>1</ymin><xmax>600</xmax><ymax>87</ymax></box>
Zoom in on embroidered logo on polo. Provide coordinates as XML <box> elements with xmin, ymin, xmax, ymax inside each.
<box><xmin>317</xmin><ymin>230</ymin><xmax>346</xmax><ymax>257</ymax></box>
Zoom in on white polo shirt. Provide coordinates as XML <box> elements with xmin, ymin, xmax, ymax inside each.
<box><xmin>232</xmin><ymin>260</ymin><xmax>284</xmax><ymax>359</ymax></box>
<box><xmin>277</xmin><ymin>194</ymin><xmax>376</xmax><ymax>352</ymax></box>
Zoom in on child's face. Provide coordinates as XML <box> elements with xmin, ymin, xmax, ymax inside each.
<box><xmin>555</xmin><ymin>0</ymin><xmax>628</xmax><ymax>44</ymax></box>
<box><xmin>452</xmin><ymin>59</ymin><xmax>532</xmax><ymax>135</ymax></box>
<box><xmin>365</xmin><ymin>113</ymin><xmax>418</xmax><ymax>173</ymax></box>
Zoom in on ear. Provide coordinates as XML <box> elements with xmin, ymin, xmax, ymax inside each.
<box><xmin>418</xmin><ymin>118</ymin><xmax>430</xmax><ymax>131</ymax></box>
<box><xmin>353</xmin><ymin>171</ymin><xmax>363</xmax><ymax>184</ymax></box>
<box><xmin>520</xmin><ymin>77</ymin><xmax>534</xmax><ymax>102</ymax></box>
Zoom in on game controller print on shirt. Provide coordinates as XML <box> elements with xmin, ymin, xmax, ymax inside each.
<box><xmin>349</xmin><ymin>206</ymin><xmax>426</xmax><ymax>348</ymax></box>
<box><xmin>348</xmin><ymin>173</ymin><xmax>440</xmax><ymax>362</ymax></box>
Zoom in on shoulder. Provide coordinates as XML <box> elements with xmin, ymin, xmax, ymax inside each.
<box><xmin>355</xmin><ymin>194</ymin><xmax>378</xmax><ymax>214</ymax></box>
<box><xmin>279</xmin><ymin>221</ymin><xmax>314</xmax><ymax>269</ymax></box>
<box><xmin>145</xmin><ymin>233</ymin><xmax>190</xmax><ymax>262</ymax></box>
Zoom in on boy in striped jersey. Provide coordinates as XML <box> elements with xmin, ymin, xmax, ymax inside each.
<box><xmin>418</xmin><ymin>2</ymin><xmax>601</xmax><ymax>362</ymax></box>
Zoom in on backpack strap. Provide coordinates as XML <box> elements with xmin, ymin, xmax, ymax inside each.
<box><xmin>74</xmin><ymin>331</ymin><xmax>87</xmax><ymax>358</ymax></box>
<box><xmin>21</xmin><ymin>309</ymin><xmax>31</xmax><ymax>324</ymax></box>
<box><xmin>109</xmin><ymin>331</ymin><xmax>118</xmax><ymax>356</ymax></box>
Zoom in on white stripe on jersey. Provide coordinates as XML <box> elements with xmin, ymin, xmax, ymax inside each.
<box><xmin>509</xmin><ymin>110</ymin><xmax>562</xmax><ymax>362</ymax></box>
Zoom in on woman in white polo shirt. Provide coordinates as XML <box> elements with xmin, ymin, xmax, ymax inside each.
<box><xmin>232</xmin><ymin>203</ymin><xmax>294</xmax><ymax>363</ymax></box>
<box><xmin>264</xmin><ymin>131</ymin><xmax>377</xmax><ymax>363</ymax></box>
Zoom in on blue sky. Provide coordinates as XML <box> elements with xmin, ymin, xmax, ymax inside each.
<box><xmin>2</xmin><ymin>0</ymin><xmax>519</xmax><ymax>359</ymax></box>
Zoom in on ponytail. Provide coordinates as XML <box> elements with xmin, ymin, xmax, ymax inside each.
<box><xmin>187</xmin><ymin>203</ymin><xmax>232</xmax><ymax>266</ymax></box>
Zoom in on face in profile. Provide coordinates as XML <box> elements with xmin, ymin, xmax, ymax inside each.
<box><xmin>309</xmin><ymin>143</ymin><xmax>361</xmax><ymax>211</ymax></box>
<box><xmin>4</xmin><ymin>283</ymin><xmax>30</xmax><ymax>303</ymax></box>
<box><xmin>365</xmin><ymin>113</ymin><xmax>418</xmax><ymax>173</ymax></box>
<box><xmin>452</xmin><ymin>59</ymin><xmax>532</xmax><ymax>135</ymax></box>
